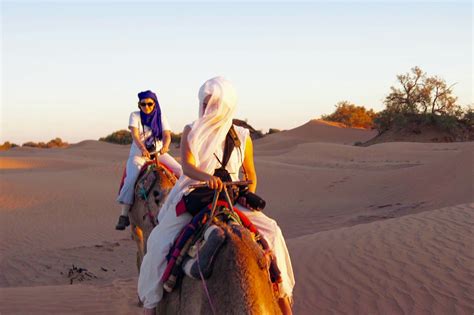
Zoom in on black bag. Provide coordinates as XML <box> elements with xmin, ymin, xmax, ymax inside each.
<box><xmin>238</xmin><ymin>186</ymin><xmax>266</xmax><ymax>211</ymax></box>
<box><xmin>182</xmin><ymin>168</ymin><xmax>234</xmax><ymax>216</ymax></box>
<box><xmin>183</xmin><ymin>126</ymin><xmax>241</xmax><ymax>216</ymax></box>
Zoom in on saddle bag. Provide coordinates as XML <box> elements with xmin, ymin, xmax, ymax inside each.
<box><xmin>183</xmin><ymin>169</ymin><xmax>235</xmax><ymax>216</ymax></box>
<box><xmin>238</xmin><ymin>186</ymin><xmax>266</xmax><ymax>211</ymax></box>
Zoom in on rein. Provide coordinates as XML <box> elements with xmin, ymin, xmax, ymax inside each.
<box><xmin>196</xmin><ymin>248</ymin><xmax>217</xmax><ymax>315</ymax></box>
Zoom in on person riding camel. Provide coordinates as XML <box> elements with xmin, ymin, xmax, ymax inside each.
<box><xmin>138</xmin><ymin>77</ymin><xmax>295</xmax><ymax>314</ymax></box>
<box><xmin>115</xmin><ymin>90</ymin><xmax>182</xmax><ymax>230</ymax></box>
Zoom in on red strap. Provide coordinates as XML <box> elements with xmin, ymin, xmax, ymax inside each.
<box><xmin>209</xmin><ymin>201</ymin><xmax>259</xmax><ymax>234</ymax></box>
<box><xmin>176</xmin><ymin>198</ymin><xmax>187</xmax><ymax>216</ymax></box>
<box><xmin>233</xmin><ymin>207</ymin><xmax>258</xmax><ymax>234</ymax></box>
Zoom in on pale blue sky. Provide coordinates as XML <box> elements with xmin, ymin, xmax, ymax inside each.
<box><xmin>1</xmin><ymin>1</ymin><xmax>472</xmax><ymax>144</ymax></box>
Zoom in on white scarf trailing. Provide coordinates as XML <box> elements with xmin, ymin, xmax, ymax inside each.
<box><xmin>158</xmin><ymin>77</ymin><xmax>237</xmax><ymax>222</ymax></box>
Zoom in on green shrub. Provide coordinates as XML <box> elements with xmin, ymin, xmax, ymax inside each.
<box><xmin>99</xmin><ymin>130</ymin><xmax>132</xmax><ymax>145</ymax></box>
<box><xmin>461</xmin><ymin>107</ymin><xmax>473</xmax><ymax>128</ymax></box>
<box><xmin>434</xmin><ymin>115</ymin><xmax>461</xmax><ymax>132</ymax></box>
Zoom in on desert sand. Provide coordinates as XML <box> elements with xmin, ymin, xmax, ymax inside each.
<box><xmin>1</xmin><ymin>120</ymin><xmax>473</xmax><ymax>314</ymax></box>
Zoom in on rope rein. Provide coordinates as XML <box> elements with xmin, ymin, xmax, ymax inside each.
<box><xmin>196</xmin><ymin>246</ymin><xmax>217</xmax><ymax>315</ymax></box>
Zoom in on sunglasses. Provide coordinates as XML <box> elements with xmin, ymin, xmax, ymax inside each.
<box><xmin>139</xmin><ymin>102</ymin><xmax>155</xmax><ymax>107</ymax></box>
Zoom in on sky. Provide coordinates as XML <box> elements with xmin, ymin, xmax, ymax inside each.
<box><xmin>1</xmin><ymin>0</ymin><xmax>472</xmax><ymax>144</ymax></box>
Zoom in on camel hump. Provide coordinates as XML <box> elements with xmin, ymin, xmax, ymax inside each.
<box><xmin>157</xmin><ymin>224</ymin><xmax>282</xmax><ymax>315</ymax></box>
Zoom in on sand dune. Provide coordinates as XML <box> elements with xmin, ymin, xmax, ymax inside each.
<box><xmin>1</xmin><ymin>121</ymin><xmax>473</xmax><ymax>314</ymax></box>
<box><xmin>255</xmin><ymin>119</ymin><xmax>378</xmax><ymax>154</ymax></box>
<box><xmin>289</xmin><ymin>203</ymin><xmax>474</xmax><ymax>315</ymax></box>
<box><xmin>255</xmin><ymin>140</ymin><xmax>473</xmax><ymax>238</ymax></box>
<box><xmin>0</xmin><ymin>279</ymin><xmax>141</xmax><ymax>314</ymax></box>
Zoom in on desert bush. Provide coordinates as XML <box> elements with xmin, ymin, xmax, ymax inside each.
<box><xmin>267</xmin><ymin>128</ymin><xmax>281</xmax><ymax>134</ymax></box>
<box><xmin>100</xmin><ymin>130</ymin><xmax>183</xmax><ymax>145</ymax></box>
<box><xmin>433</xmin><ymin>115</ymin><xmax>461</xmax><ymax>132</ymax></box>
<box><xmin>99</xmin><ymin>130</ymin><xmax>132</xmax><ymax>145</ymax></box>
<box><xmin>46</xmin><ymin>137</ymin><xmax>69</xmax><ymax>148</ymax></box>
<box><xmin>385</xmin><ymin>66</ymin><xmax>461</xmax><ymax>117</ymax></box>
<box><xmin>374</xmin><ymin>66</ymin><xmax>470</xmax><ymax>135</ymax></box>
<box><xmin>461</xmin><ymin>106</ymin><xmax>473</xmax><ymax>128</ymax></box>
<box><xmin>22</xmin><ymin>141</ymin><xmax>39</xmax><ymax>148</ymax></box>
<box><xmin>22</xmin><ymin>138</ymin><xmax>68</xmax><ymax>148</ymax></box>
<box><xmin>0</xmin><ymin>141</ymin><xmax>19</xmax><ymax>150</ymax></box>
<box><xmin>321</xmin><ymin>101</ymin><xmax>377</xmax><ymax>129</ymax></box>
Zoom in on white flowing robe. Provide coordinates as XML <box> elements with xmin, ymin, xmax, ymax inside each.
<box><xmin>137</xmin><ymin>125</ymin><xmax>295</xmax><ymax>308</ymax></box>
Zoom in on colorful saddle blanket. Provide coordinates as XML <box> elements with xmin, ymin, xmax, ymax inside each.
<box><xmin>136</xmin><ymin>164</ymin><xmax>158</xmax><ymax>201</ymax></box>
<box><xmin>161</xmin><ymin>200</ymin><xmax>282</xmax><ymax>293</ymax></box>
<box><xmin>117</xmin><ymin>160</ymin><xmax>178</xmax><ymax>196</ymax></box>
<box><xmin>118</xmin><ymin>160</ymin><xmax>178</xmax><ymax>199</ymax></box>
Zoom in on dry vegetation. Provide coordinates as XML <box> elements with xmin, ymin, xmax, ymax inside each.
<box><xmin>0</xmin><ymin>142</ymin><xmax>19</xmax><ymax>151</ymax></box>
<box><xmin>20</xmin><ymin>138</ymin><xmax>69</xmax><ymax>149</ymax></box>
<box><xmin>99</xmin><ymin>129</ymin><xmax>133</xmax><ymax>145</ymax></box>
<box><xmin>373</xmin><ymin>67</ymin><xmax>473</xmax><ymax>142</ymax></box>
<box><xmin>321</xmin><ymin>101</ymin><xmax>377</xmax><ymax>129</ymax></box>
<box><xmin>0</xmin><ymin>138</ymin><xmax>69</xmax><ymax>151</ymax></box>
<box><xmin>321</xmin><ymin>66</ymin><xmax>473</xmax><ymax>143</ymax></box>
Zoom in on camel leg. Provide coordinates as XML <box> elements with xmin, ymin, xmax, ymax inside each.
<box><xmin>131</xmin><ymin>225</ymin><xmax>145</xmax><ymax>272</ymax></box>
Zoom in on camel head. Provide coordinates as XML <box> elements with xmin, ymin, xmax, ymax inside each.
<box><xmin>150</xmin><ymin>164</ymin><xmax>176</xmax><ymax>210</ymax></box>
<box><xmin>130</xmin><ymin>163</ymin><xmax>178</xmax><ymax>270</ymax></box>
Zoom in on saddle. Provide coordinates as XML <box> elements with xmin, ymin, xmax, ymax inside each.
<box><xmin>118</xmin><ymin>158</ymin><xmax>178</xmax><ymax>198</ymax></box>
<box><xmin>161</xmin><ymin>198</ymin><xmax>282</xmax><ymax>295</ymax></box>
<box><xmin>135</xmin><ymin>161</ymin><xmax>178</xmax><ymax>201</ymax></box>
<box><xmin>136</xmin><ymin>163</ymin><xmax>158</xmax><ymax>201</ymax></box>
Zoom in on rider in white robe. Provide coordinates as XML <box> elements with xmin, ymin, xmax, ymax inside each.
<box><xmin>138</xmin><ymin>77</ymin><xmax>295</xmax><ymax>313</ymax></box>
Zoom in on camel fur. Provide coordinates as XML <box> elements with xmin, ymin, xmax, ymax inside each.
<box><xmin>157</xmin><ymin>223</ymin><xmax>282</xmax><ymax>315</ymax></box>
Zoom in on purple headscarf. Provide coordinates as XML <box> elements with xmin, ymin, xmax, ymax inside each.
<box><xmin>138</xmin><ymin>90</ymin><xmax>163</xmax><ymax>143</ymax></box>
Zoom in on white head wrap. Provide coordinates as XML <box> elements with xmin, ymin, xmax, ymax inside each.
<box><xmin>188</xmin><ymin>76</ymin><xmax>237</xmax><ymax>174</ymax></box>
<box><xmin>157</xmin><ymin>76</ymin><xmax>237</xmax><ymax>222</ymax></box>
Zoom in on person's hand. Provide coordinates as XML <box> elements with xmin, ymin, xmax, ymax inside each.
<box><xmin>206</xmin><ymin>175</ymin><xmax>223</xmax><ymax>191</ymax></box>
<box><xmin>141</xmin><ymin>147</ymin><xmax>151</xmax><ymax>159</ymax></box>
<box><xmin>159</xmin><ymin>146</ymin><xmax>169</xmax><ymax>155</ymax></box>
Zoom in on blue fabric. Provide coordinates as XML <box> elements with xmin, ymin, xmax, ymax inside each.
<box><xmin>138</xmin><ymin>90</ymin><xmax>163</xmax><ymax>141</ymax></box>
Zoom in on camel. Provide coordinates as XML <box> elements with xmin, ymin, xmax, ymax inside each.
<box><xmin>128</xmin><ymin>164</ymin><xmax>282</xmax><ymax>314</ymax></box>
<box><xmin>157</xmin><ymin>222</ymin><xmax>282</xmax><ymax>315</ymax></box>
<box><xmin>128</xmin><ymin>160</ymin><xmax>177</xmax><ymax>270</ymax></box>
